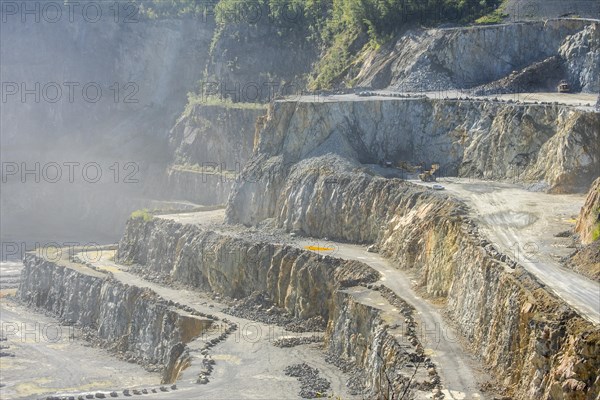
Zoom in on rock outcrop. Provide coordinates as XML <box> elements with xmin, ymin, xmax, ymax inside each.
<box><xmin>164</xmin><ymin>103</ymin><xmax>266</xmax><ymax>204</ymax></box>
<box><xmin>354</xmin><ymin>19</ymin><xmax>599</xmax><ymax>93</ymax></box>
<box><xmin>17</xmin><ymin>253</ymin><xmax>212</xmax><ymax>382</ymax></box>
<box><xmin>117</xmin><ymin>217</ymin><xmax>379</xmax><ymax>320</ymax></box>
<box><xmin>559</xmin><ymin>23</ymin><xmax>600</xmax><ymax>93</ymax></box>
<box><xmin>576</xmin><ymin>177</ymin><xmax>600</xmax><ymax>244</ymax></box>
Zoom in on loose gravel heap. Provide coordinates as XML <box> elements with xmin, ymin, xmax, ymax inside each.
<box><xmin>284</xmin><ymin>363</ymin><xmax>331</xmax><ymax>399</ymax></box>
<box><xmin>272</xmin><ymin>335</ymin><xmax>323</xmax><ymax>348</ymax></box>
<box><xmin>324</xmin><ymin>353</ymin><xmax>365</xmax><ymax>395</ymax></box>
<box><xmin>224</xmin><ymin>291</ymin><xmax>327</xmax><ymax>332</ymax></box>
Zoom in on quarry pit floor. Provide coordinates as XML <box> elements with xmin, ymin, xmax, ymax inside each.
<box><xmin>0</xmin><ymin>298</ymin><xmax>159</xmax><ymax>400</ymax></box>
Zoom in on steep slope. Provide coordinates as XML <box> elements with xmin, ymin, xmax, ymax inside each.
<box><xmin>17</xmin><ymin>252</ymin><xmax>212</xmax><ymax>383</ymax></box>
<box><xmin>227</xmin><ymin>98</ymin><xmax>598</xmax><ymax>227</ymax></box>
<box><xmin>165</xmin><ymin>103</ymin><xmax>266</xmax><ymax>204</ymax></box>
<box><xmin>223</xmin><ymin>94</ymin><xmax>600</xmax><ymax>399</ymax></box>
<box><xmin>567</xmin><ymin>178</ymin><xmax>600</xmax><ymax>281</ymax></box>
<box><xmin>355</xmin><ymin>20</ymin><xmax>599</xmax><ymax>93</ymax></box>
<box><xmin>206</xmin><ymin>20</ymin><xmax>317</xmax><ymax>102</ymax></box>
<box><xmin>576</xmin><ymin>178</ymin><xmax>600</xmax><ymax>245</ymax></box>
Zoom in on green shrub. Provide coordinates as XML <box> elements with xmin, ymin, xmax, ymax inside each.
<box><xmin>130</xmin><ymin>209</ymin><xmax>153</xmax><ymax>222</ymax></box>
<box><xmin>592</xmin><ymin>223</ymin><xmax>600</xmax><ymax>242</ymax></box>
<box><xmin>185</xmin><ymin>92</ymin><xmax>266</xmax><ymax>114</ymax></box>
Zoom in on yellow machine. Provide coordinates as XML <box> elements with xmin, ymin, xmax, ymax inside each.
<box><xmin>419</xmin><ymin>163</ymin><xmax>440</xmax><ymax>182</ymax></box>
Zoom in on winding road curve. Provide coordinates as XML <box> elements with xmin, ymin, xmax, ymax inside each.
<box><xmin>410</xmin><ymin>178</ymin><xmax>600</xmax><ymax>325</ymax></box>
<box><xmin>293</xmin><ymin>239</ymin><xmax>487</xmax><ymax>400</ymax></box>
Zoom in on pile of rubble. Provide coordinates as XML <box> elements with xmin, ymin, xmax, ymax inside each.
<box><xmin>224</xmin><ymin>291</ymin><xmax>326</xmax><ymax>332</ymax></box>
<box><xmin>284</xmin><ymin>363</ymin><xmax>331</xmax><ymax>399</ymax></box>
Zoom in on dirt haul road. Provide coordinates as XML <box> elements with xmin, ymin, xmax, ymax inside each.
<box><xmin>157</xmin><ymin>209</ymin><xmax>491</xmax><ymax>400</ymax></box>
<box><xmin>293</xmin><ymin>239</ymin><xmax>489</xmax><ymax>400</ymax></box>
<box><xmin>411</xmin><ymin>178</ymin><xmax>600</xmax><ymax>325</ymax></box>
<box><xmin>85</xmin><ymin>250</ymin><xmax>360</xmax><ymax>400</ymax></box>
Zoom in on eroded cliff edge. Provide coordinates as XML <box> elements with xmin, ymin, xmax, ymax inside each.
<box><xmin>228</xmin><ymin>98</ymin><xmax>598</xmax><ymax>228</ymax></box>
<box><xmin>164</xmin><ymin>103</ymin><xmax>266</xmax><ymax>205</ymax></box>
<box><xmin>17</xmin><ymin>252</ymin><xmax>212</xmax><ymax>383</ymax></box>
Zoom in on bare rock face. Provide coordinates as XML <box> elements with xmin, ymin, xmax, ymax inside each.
<box><xmin>207</xmin><ymin>21</ymin><xmax>317</xmax><ymax>102</ymax></box>
<box><xmin>164</xmin><ymin>103</ymin><xmax>266</xmax><ymax>205</ymax></box>
<box><xmin>560</xmin><ymin>23</ymin><xmax>600</xmax><ymax>93</ymax></box>
<box><xmin>169</xmin><ymin>104</ymin><xmax>266</xmax><ymax>167</ymax></box>
<box><xmin>575</xmin><ymin>178</ymin><xmax>600</xmax><ymax>244</ymax></box>
<box><xmin>17</xmin><ymin>254</ymin><xmax>211</xmax><ymax>381</ymax></box>
<box><xmin>355</xmin><ymin>20</ymin><xmax>598</xmax><ymax>92</ymax></box>
<box><xmin>377</xmin><ymin>193</ymin><xmax>600</xmax><ymax>400</ymax></box>
<box><xmin>567</xmin><ymin>178</ymin><xmax>600</xmax><ymax>280</ymax></box>
<box><xmin>226</xmin><ymin>98</ymin><xmax>598</xmax><ymax>227</ymax></box>
<box><xmin>117</xmin><ymin>218</ymin><xmax>379</xmax><ymax>320</ymax></box>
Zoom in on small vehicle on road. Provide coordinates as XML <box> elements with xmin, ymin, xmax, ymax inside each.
<box><xmin>432</xmin><ymin>184</ymin><xmax>445</xmax><ymax>190</ymax></box>
<box><xmin>557</xmin><ymin>80</ymin><xmax>570</xmax><ymax>93</ymax></box>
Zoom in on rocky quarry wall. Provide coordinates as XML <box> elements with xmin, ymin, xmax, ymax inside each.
<box><xmin>227</xmin><ymin>98</ymin><xmax>598</xmax><ymax>227</ymax></box>
<box><xmin>118</xmin><ymin>218</ymin><xmax>431</xmax><ymax>394</ymax></box>
<box><xmin>165</xmin><ymin>104</ymin><xmax>266</xmax><ymax>204</ymax></box>
<box><xmin>377</xmin><ymin>187</ymin><xmax>600</xmax><ymax>400</ymax></box>
<box><xmin>116</xmin><ymin>216</ymin><xmax>439</xmax><ymax>398</ymax></box>
<box><xmin>576</xmin><ymin>177</ymin><xmax>600</xmax><ymax>245</ymax></box>
<box><xmin>221</xmin><ymin>97</ymin><xmax>600</xmax><ymax>399</ymax></box>
<box><xmin>567</xmin><ymin>178</ymin><xmax>600</xmax><ymax>281</ymax></box>
<box><xmin>355</xmin><ymin>19</ymin><xmax>600</xmax><ymax>93</ymax></box>
<box><xmin>206</xmin><ymin>20</ymin><xmax>318</xmax><ymax>102</ymax></box>
<box><xmin>17</xmin><ymin>253</ymin><xmax>211</xmax><ymax>382</ymax></box>
<box><xmin>117</xmin><ymin>217</ymin><xmax>379</xmax><ymax>320</ymax></box>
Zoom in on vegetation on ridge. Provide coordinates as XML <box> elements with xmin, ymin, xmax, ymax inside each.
<box><xmin>138</xmin><ymin>0</ymin><xmax>504</xmax><ymax>103</ymax></box>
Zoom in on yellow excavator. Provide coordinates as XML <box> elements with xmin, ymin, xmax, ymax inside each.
<box><xmin>419</xmin><ymin>163</ymin><xmax>440</xmax><ymax>182</ymax></box>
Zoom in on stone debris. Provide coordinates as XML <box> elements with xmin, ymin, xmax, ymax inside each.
<box><xmin>324</xmin><ymin>353</ymin><xmax>365</xmax><ymax>395</ymax></box>
<box><xmin>224</xmin><ymin>291</ymin><xmax>327</xmax><ymax>332</ymax></box>
<box><xmin>272</xmin><ymin>335</ymin><xmax>323</xmax><ymax>348</ymax></box>
<box><xmin>284</xmin><ymin>363</ymin><xmax>331</xmax><ymax>399</ymax></box>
